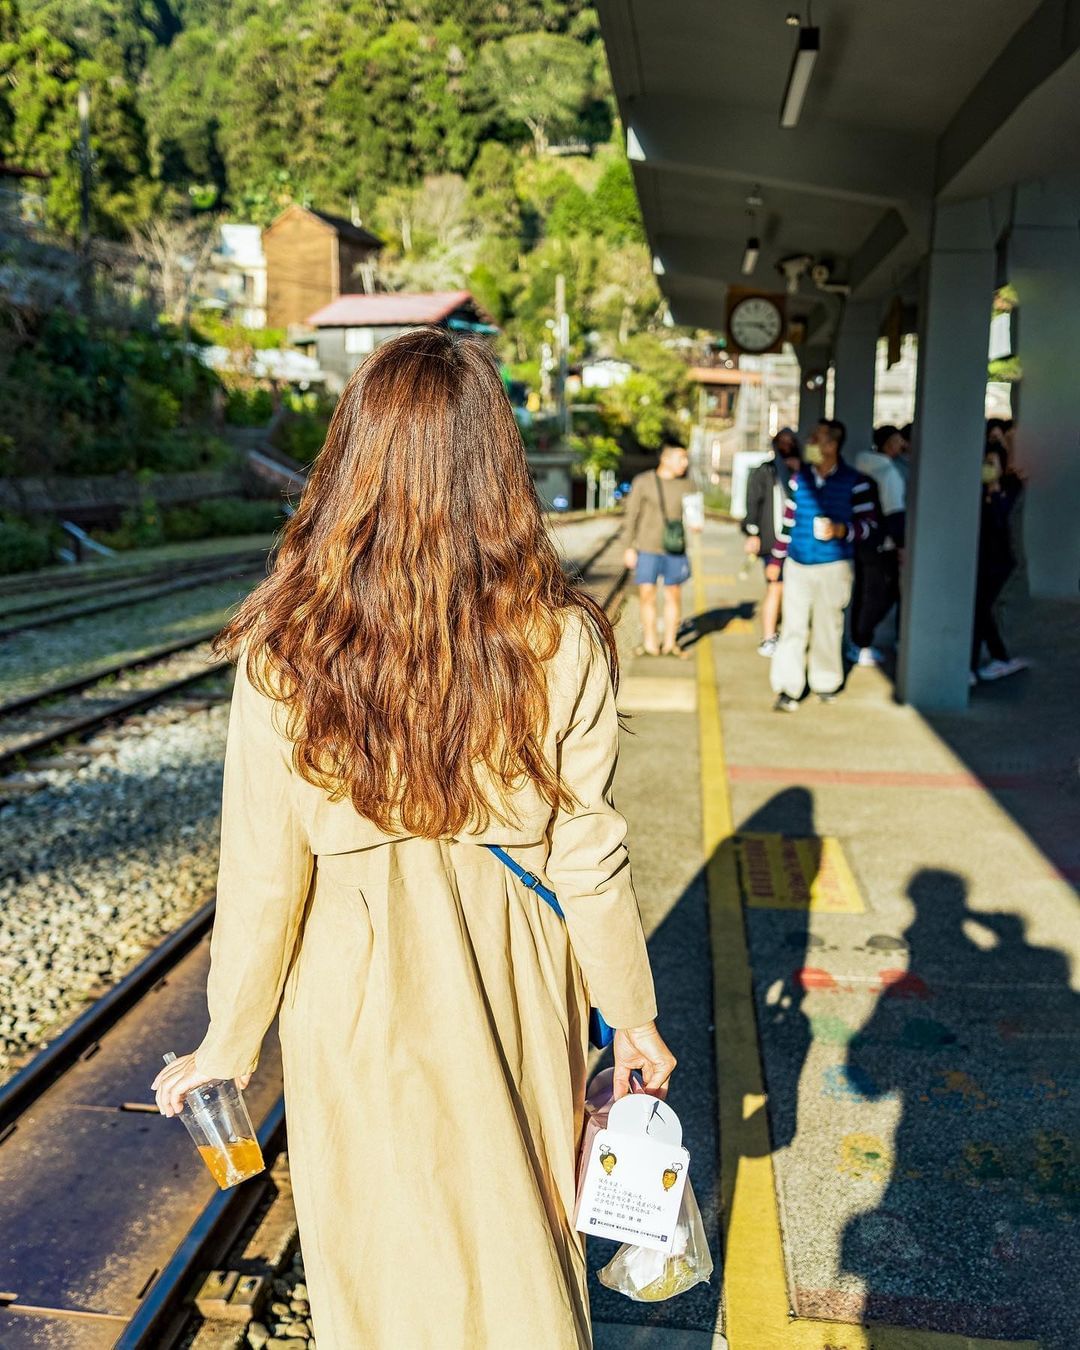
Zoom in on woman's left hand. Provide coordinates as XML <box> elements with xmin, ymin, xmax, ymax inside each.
<box><xmin>151</xmin><ymin>1053</ymin><xmax>251</xmax><ymax>1117</ymax></box>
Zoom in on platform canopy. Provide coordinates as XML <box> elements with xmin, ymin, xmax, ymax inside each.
<box><xmin>598</xmin><ymin>0</ymin><xmax>1080</xmax><ymax>343</ymax></box>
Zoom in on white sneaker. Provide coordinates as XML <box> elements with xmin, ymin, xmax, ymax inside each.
<box><xmin>757</xmin><ymin>635</ymin><xmax>779</xmax><ymax>658</ymax></box>
<box><xmin>978</xmin><ymin>657</ymin><xmax>1029</xmax><ymax>682</ymax></box>
<box><xmin>969</xmin><ymin>672</ymin><xmax>978</xmax><ymax>688</ymax></box>
<box><xmin>856</xmin><ymin>646</ymin><xmax>884</xmax><ymax>668</ymax></box>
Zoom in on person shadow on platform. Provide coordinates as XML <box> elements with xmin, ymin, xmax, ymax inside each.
<box><xmin>586</xmin><ymin>787</ymin><xmax>819</xmax><ymax>1336</ymax></box>
<box><xmin>840</xmin><ymin>868</ymin><xmax>1079</xmax><ymax>1348</ymax></box>
<box><xmin>676</xmin><ymin>600</ymin><xmax>757</xmax><ymax>651</ymax></box>
<box><xmin>722</xmin><ymin>787</ymin><xmax>819</xmax><ymax>1236</ymax></box>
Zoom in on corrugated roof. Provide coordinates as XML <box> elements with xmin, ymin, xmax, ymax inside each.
<box><xmin>306</xmin><ymin>291</ymin><xmax>476</xmax><ymax>328</ymax></box>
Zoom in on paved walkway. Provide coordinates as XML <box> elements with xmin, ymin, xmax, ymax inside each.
<box><xmin>591</xmin><ymin>518</ymin><xmax>1078</xmax><ymax>1350</ymax></box>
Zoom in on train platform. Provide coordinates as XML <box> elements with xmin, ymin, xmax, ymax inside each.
<box><xmin>1</xmin><ymin>513</ymin><xmax>1076</xmax><ymax>1349</ymax></box>
<box><xmin>594</xmin><ymin>516</ymin><xmax>1079</xmax><ymax>1350</ymax></box>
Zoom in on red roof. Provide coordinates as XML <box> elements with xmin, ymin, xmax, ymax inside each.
<box><xmin>306</xmin><ymin>291</ymin><xmax>475</xmax><ymax>328</ymax></box>
<box><xmin>0</xmin><ymin>163</ymin><xmax>49</xmax><ymax>180</ymax></box>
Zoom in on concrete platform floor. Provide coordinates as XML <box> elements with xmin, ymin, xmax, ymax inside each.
<box><xmin>595</xmin><ymin>518</ymin><xmax>1078</xmax><ymax>1350</ymax></box>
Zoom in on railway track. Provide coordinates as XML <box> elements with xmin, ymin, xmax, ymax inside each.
<box><xmin>0</xmin><ymin>631</ymin><xmax>233</xmax><ymax>784</ymax></box>
<box><xmin>0</xmin><ymin>527</ymin><xmax>626</xmax><ymax>788</ymax></box>
<box><xmin>0</xmin><ymin>547</ymin><xmax>269</xmax><ymax>604</ymax></box>
<box><xmin>0</xmin><ymin>532</ymin><xmax>628</xmax><ymax>1349</ymax></box>
<box><xmin>0</xmin><ymin>552</ymin><xmax>269</xmax><ymax>638</ymax></box>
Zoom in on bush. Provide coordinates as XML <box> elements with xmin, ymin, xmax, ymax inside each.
<box><xmin>226</xmin><ymin>387</ymin><xmax>274</xmax><ymax>426</ymax></box>
<box><xmin>140</xmin><ymin>431</ymin><xmax>236</xmax><ymax>473</ymax></box>
<box><xmin>194</xmin><ymin>313</ymin><xmax>287</xmax><ymax>351</ymax></box>
<box><xmin>161</xmin><ymin>497</ymin><xmax>284</xmax><ymax>542</ymax></box>
<box><xmin>95</xmin><ymin>489</ymin><xmax>165</xmax><ymax>551</ymax></box>
<box><xmin>272</xmin><ymin>411</ymin><xmax>328</xmax><ymax>463</ymax></box>
<box><xmin>0</xmin><ymin>517</ymin><xmax>53</xmax><ymax>575</ymax></box>
<box><xmin>129</xmin><ymin>377</ymin><xmax>181</xmax><ymax>437</ymax></box>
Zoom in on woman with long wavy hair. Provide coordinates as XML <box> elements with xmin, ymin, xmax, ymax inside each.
<box><xmin>152</xmin><ymin>328</ymin><xmax>674</xmax><ymax>1348</ymax></box>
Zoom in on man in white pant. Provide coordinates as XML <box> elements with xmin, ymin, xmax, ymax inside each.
<box><xmin>769</xmin><ymin>420</ymin><xmax>878</xmax><ymax>712</ymax></box>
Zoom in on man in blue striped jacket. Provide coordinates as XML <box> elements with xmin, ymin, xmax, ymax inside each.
<box><xmin>769</xmin><ymin>419</ymin><xmax>878</xmax><ymax>711</ymax></box>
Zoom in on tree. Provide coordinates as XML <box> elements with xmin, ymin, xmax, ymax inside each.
<box><xmin>592</xmin><ymin>154</ymin><xmax>644</xmax><ymax>245</ymax></box>
<box><xmin>478</xmin><ymin>32</ymin><xmax>592</xmax><ymax>155</ymax></box>
<box><xmin>598</xmin><ymin>372</ymin><xmax>669</xmax><ymax>450</ymax></box>
<box><xmin>592</xmin><ymin>243</ymin><xmax>661</xmax><ymax>345</ymax></box>
<box><xmin>0</xmin><ymin>19</ymin><xmax>153</xmax><ymax>237</ymax></box>
<box><xmin>130</xmin><ymin>212</ymin><xmax>218</xmax><ymax>324</ymax></box>
<box><xmin>326</xmin><ymin>20</ymin><xmax>480</xmax><ymax>208</ymax></box>
<box><xmin>374</xmin><ymin>174</ymin><xmax>481</xmax><ymax>291</ymax></box>
<box><xmin>468</xmin><ymin>141</ymin><xmax>521</xmax><ymax>240</ymax></box>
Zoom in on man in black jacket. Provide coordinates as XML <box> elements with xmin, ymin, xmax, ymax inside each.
<box><xmin>742</xmin><ymin>428</ymin><xmax>801</xmax><ymax>656</ymax></box>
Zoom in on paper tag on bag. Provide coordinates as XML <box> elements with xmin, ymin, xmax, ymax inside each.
<box><xmin>574</xmin><ymin>1094</ymin><xmax>690</xmax><ymax>1252</ymax></box>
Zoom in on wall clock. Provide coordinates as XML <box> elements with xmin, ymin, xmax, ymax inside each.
<box><xmin>727</xmin><ymin>292</ymin><xmax>785</xmax><ymax>355</ymax></box>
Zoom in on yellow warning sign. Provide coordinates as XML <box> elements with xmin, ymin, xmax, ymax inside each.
<box><xmin>735</xmin><ymin>833</ymin><xmax>865</xmax><ymax>913</ymax></box>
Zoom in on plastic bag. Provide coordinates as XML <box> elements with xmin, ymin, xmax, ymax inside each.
<box><xmin>577</xmin><ymin>1068</ymin><xmax>713</xmax><ymax>1302</ymax></box>
<box><xmin>597</xmin><ymin>1180</ymin><xmax>713</xmax><ymax>1302</ymax></box>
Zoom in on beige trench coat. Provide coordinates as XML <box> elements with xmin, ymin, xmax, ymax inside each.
<box><xmin>194</xmin><ymin>611</ymin><xmax>658</xmax><ymax>1348</ymax></box>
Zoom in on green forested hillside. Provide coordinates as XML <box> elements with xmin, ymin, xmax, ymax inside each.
<box><xmin>1</xmin><ymin>2</ymin><xmax>676</xmax><ymax>372</ymax></box>
<box><xmin>5</xmin><ymin>1</ymin><xmax>611</xmax><ymax>224</ymax></box>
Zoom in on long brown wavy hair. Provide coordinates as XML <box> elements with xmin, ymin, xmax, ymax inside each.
<box><xmin>215</xmin><ymin>327</ymin><xmax>618</xmax><ymax>837</ymax></box>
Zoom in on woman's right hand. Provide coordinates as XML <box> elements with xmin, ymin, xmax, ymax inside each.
<box><xmin>623</xmin><ymin>547</ymin><xmax>638</xmax><ymax>571</ymax></box>
<box><xmin>612</xmin><ymin>1022</ymin><xmax>677</xmax><ymax>1100</ymax></box>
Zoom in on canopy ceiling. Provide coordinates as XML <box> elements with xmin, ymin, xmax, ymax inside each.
<box><xmin>598</xmin><ymin>0</ymin><xmax>1080</xmax><ymax>339</ymax></box>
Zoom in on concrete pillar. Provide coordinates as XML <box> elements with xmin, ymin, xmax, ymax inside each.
<box><xmin>896</xmin><ymin>200</ymin><xmax>997</xmax><ymax>710</ymax></box>
<box><xmin>796</xmin><ymin>345</ymin><xmax>830</xmax><ymax>442</ymax></box>
<box><xmin>1007</xmin><ymin>179</ymin><xmax>1080</xmax><ymax>597</ymax></box>
<box><xmin>831</xmin><ymin>300</ymin><xmax>880</xmax><ymax>454</ymax></box>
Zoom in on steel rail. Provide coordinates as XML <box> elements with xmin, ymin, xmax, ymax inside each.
<box><xmin>115</xmin><ymin>1099</ymin><xmax>287</xmax><ymax>1350</ymax></box>
<box><xmin>0</xmin><ymin>660</ymin><xmax>233</xmax><ymax>777</ymax></box>
<box><xmin>0</xmin><ymin>560</ymin><xmax>266</xmax><ymax>638</ymax></box>
<box><xmin>0</xmin><ymin>627</ymin><xmax>227</xmax><ymax>720</ymax></box>
<box><xmin>0</xmin><ymin>898</ymin><xmax>216</xmax><ymax>1137</ymax></box>
<box><xmin>0</xmin><ymin>547</ymin><xmax>268</xmax><ymax>602</ymax></box>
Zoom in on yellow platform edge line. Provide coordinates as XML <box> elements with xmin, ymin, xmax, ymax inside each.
<box><xmin>691</xmin><ymin>549</ymin><xmax>1039</xmax><ymax>1350</ymax></box>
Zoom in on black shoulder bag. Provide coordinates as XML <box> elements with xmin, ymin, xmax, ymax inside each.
<box><xmin>654</xmin><ymin>472</ymin><xmax>686</xmax><ymax>555</ymax></box>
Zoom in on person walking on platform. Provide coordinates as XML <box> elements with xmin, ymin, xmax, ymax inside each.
<box><xmin>769</xmin><ymin>419</ymin><xmax>878</xmax><ymax>712</ymax></box>
<box><xmin>743</xmin><ymin>427</ymin><xmax>801</xmax><ymax>657</ymax></box>
<box><xmin>621</xmin><ymin>444</ymin><xmax>703</xmax><ymax>658</ymax></box>
<box><xmin>972</xmin><ymin>441</ymin><xmax>1028</xmax><ymax>684</ymax></box>
<box><xmin>850</xmin><ymin>424</ymin><xmax>907</xmax><ymax>666</ymax></box>
<box><xmin>152</xmin><ymin>329</ymin><xmax>675</xmax><ymax>1350</ymax></box>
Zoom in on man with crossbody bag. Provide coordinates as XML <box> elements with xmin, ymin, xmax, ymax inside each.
<box><xmin>621</xmin><ymin>445</ymin><xmax>703</xmax><ymax>658</ymax></box>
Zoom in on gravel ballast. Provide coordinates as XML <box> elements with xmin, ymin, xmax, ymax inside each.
<box><xmin>0</xmin><ymin>697</ymin><xmax>230</xmax><ymax>1080</ymax></box>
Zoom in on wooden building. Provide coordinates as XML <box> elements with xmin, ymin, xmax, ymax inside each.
<box><xmin>263</xmin><ymin>205</ymin><xmax>382</xmax><ymax>331</ymax></box>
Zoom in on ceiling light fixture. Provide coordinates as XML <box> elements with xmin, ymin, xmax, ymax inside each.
<box><xmin>779</xmin><ymin>23</ymin><xmax>819</xmax><ymax>128</ymax></box>
<box><xmin>742</xmin><ymin>185</ymin><xmax>763</xmax><ymax>276</ymax></box>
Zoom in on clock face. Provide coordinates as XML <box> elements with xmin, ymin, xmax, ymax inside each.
<box><xmin>729</xmin><ymin>295</ymin><xmax>784</xmax><ymax>353</ymax></box>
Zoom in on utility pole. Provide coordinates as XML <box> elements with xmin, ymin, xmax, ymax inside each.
<box><xmin>554</xmin><ymin>272</ymin><xmax>571</xmax><ymax>440</ymax></box>
<box><xmin>76</xmin><ymin>83</ymin><xmax>93</xmax><ymax>320</ymax></box>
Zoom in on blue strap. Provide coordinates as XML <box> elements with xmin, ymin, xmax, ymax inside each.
<box><xmin>485</xmin><ymin>845</ymin><xmax>565</xmax><ymax>919</ymax></box>
<box><xmin>486</xmin><ymin>845</ymin><xmax>615</xmax><ymax>1050</ymax></box>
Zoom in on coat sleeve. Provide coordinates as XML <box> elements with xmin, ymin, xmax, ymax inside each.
<box><xmin>194</xmin><ymin>652</ymin><xmax>314</xmax><ymax>1081</ymax></box>
<box><xmin>743</xmin><ymin>464</ymin><xmax>764</xmax><ymax>535</ymax></box>
<box><xmin>546</xmin><ymin>618</ymin><xmax>658</xmax><ymax>1029</ymax></box>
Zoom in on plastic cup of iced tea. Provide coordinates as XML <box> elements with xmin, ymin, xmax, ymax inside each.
<box><xmin>162</xmin><ymin>1052</ymin><xmax>265</xmax><ymax>1189</ymax></box>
